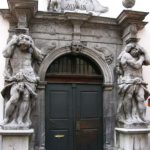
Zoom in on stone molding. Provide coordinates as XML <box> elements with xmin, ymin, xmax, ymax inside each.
<box><xmin>0</xmin><ymin>0</ymin><xmax>38</xmax><ymax>28</ymax></box>
<box><xmin>115</xmin><ymin>128</ymin><xmax>150</xmax><ymax>134</ymax></box>
<box><xmin>117</xmin><ymin>10</ymin><xmax>148</xmax><ymax>30</ymax></box>
<box><xmin>117</xmin><ymin>10</ymin><xmax>148</xmax><ymax>42</ymax></box>
<box><xmin>38</xmin><ymin>45</ymin><xmax>114</xmax><ymax>85</ymax></box>
<box><xmin>0</xmin><ymin>129</ymin><xmax>34</xmax><ymax>135</ymax></box>
<box><xmin>1</xmin><ymin>1</ymin><xmax>148</xmax><ymax>30</ymax></box>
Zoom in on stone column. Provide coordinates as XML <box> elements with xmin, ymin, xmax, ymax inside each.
<box><xmin>0</xmin><ymin>129</ymin><xmax>34</xmax><ymax>150</ymax></box>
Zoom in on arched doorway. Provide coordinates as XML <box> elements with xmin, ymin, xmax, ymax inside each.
<box><xmin>45</xmin><ymin>54</ymin><xmax>104</xmax><ymax>150</ymax></box>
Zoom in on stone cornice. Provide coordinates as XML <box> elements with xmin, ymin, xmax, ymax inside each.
<box><xmin>7</xmin><ymin>0</ymin><xmax>38</xmax><ymax>14</ymax></box>
<box><xmin>33</xmin><ymin>11</ymin><xmax>118</xmax><ymax>26</ymax></box>
<box><xmin>1</xmin><ymin>3</ymin><xmax>148</xmax><ymax>31</ymax></box>
<box><xmin>0</xmin><ymin>129</ymin><xmax>34</xmax><ymax>135</ymax></box>
<box><xmin>117</xmin><ymin>10</ymin><xmax>149</xmax><ymax>30</ymax></box>
<box><xmin>0</xmin><ymin>0</ymin><xmax>38</xmax><ymax>27</ymax></box>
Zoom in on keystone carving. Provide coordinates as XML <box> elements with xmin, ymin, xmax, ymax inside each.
<box><xmin>1</xmin><ymin>34</ymin><xmax>45</xmax><ymax>129</ymax></box>
<box><xmin>70</xmin><ymin>41</ymin><xmax>84</xmax><ymax>54</ymax></box>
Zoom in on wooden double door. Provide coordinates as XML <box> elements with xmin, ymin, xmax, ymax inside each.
<box><xmin>45</xmin><ymin>83</ymin><xmax>103</xmax><ymax>150</ymax></box>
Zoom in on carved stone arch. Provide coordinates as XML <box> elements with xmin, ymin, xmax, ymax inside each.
<box><xmin>38</xmin><ymin>46</ymin><xmax>114</xmax><ymax>85</ymax></box>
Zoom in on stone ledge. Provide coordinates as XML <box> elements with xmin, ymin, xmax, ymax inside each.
<box><xmin>0</xmin><ymin>129</ymin><xmax>34</xmax><ymax>135</ymax></box>
<box><xmin>115</xmin><ymin>127</ymin><xmax>150</xmax><ymax>134</ymax></box>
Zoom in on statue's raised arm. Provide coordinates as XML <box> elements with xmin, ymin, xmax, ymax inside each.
<box><xmin>2</xmin><ymin>35</ymin><xmax>18</xmax><ymax>58</ymax></box>
<box><xmin>116</xmin><ymin>41</ymin><xmax>150</xmax><ymax>127</ymax></box>
<box><xmin>1</xmin><ymin>34</ymin><xmax>45</xmax><ymax>129</ymax></box>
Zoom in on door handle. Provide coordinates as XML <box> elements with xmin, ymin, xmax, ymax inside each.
<box><xmin>54</xmin><ymin>134</ymin><xmax>65</xmax><ymax>138</ymax></box>
<box><xmin>76</xmin><ymin>120</ymin><xmax>80</xmax><ymax>130</ymax></box>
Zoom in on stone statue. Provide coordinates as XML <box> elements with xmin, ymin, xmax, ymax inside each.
<box><xmin>1</xmin><ymin>34</ymin><xmax>44</xmax><ymax>129</ymax></box>
<box><xmin>122</xmin><ymin>0</ymin><xmax>136</xmax><ymax>8</ymax></box>
<box><xmin>47</xmin><ymin>0</ymin><xmax>62</xmax><ymax>12</ymax></box>
<box><xmin>116</xmin><ymin>41</ymin><xmax>150</xmax><ymax>126</ymax></box>
<box><xmin>47</xmin><ymin>0</ymin><xmax>108</xmax><ymax>15</ymax></box>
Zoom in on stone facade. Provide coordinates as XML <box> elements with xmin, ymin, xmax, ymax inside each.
<box><xmin>0</xmin><ymin>0</ymin><xmax>149</xmax><ymax>150</ymax></box>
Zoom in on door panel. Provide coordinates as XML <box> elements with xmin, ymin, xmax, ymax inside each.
<box><xmin>49</xmin><ymin>91</ymin><xmax>69</xmax><ymax>118</ymax></box>
<box><xmin>79</xmin><ymin>92</ymin><xmax>99</xmax><ymax>118</ymax></box>
<box><xmin>76</xmin><ymin>85</ymin><xmax>103</xmax><ymax>150</ymax></box>
<box><xmin>45</xmin><ymin>84</ymin><xmax>103</xmax><ymax>150</ymax></box>
<box><xmin>46</xmin><ymin>84</ymin><xmax>73</xmax><ymax>150</ymax></box>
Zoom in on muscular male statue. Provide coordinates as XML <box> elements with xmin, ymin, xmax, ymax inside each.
<box><xmin>1</xmin><ymin>34</ymin><xmax>44</xmax><ymax>128</ymax></box>
<box><xmin>116</xmin><ymin>42</ymin><xmax>150</xmax><ymax>125</ymax></box>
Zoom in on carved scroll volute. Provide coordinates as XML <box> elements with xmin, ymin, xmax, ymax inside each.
<box><xmin>95</xmin><ymin>45</ymin><xmax>114</xmax><ymax>65</ymax></box>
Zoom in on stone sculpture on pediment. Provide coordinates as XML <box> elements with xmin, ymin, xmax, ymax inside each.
<box><xmin>116</xmin><ymin>41</ymin><xmax>150</xmax><ymax>127</ymax></box>
<box><xmin>1</xmin><ymin>34</ymin><xmax>45</xmax><ymax>129</ymax></box>
<box><xmin>47</xmin><ymin>0</ymin><xmax>108</xmax><ymax>15</ymax></box>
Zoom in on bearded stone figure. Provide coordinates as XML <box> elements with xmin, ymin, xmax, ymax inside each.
<box><xmin>116</xmin><ymin>41</ymin><xmax>150</xmax><ymax>127</ymax></box>
<box><xmin>1</xmin><ymin>34</ymin><xmax>44</xmax><ymax>129</ymax></box>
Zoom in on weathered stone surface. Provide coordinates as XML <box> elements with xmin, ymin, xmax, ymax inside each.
<box><xmin>115</xmin><ymin>128</ymin><xmax>150</xmax><ymax>150</ymax></box>
<box><xmin>1</xmin><ymin>34</ymin><xmax>44</xmax><ymax>129</ymax></box>
<box><xmin>0</xmin><ymin>1</ymin><xmax>149</xmax><ymax>149</ymax></box>
<box><xmin>0</xmin><ymin>129</ymin><xmax>34</xmax><ymax>150</ymax></box>
<box><xmin>47</xmin><ymin>0</ymin><xmax>108</xmax><ymax>15</ymax></box>
<box><xmin>122</xmin><ymin>0</ymin><xmax>135</xmax><ymax>8</ymax></box>
<box><xmin>116</xmin><ymin>41</ymin><xmax>150</xmax><ymax>127</ymax></box>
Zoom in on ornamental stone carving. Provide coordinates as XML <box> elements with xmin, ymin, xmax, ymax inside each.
<box><xmin>95</xmin><ymin>45</ymin><xmax>114</xmax><ymax>64</ymax></box>
<box><xmin>1</xmin><ymin>34</ymin><xmax>44</xmax><ymax>129</ymax></box>
<box><xmin>47</xmin><ymin>0</ymin><xmax>108</xmax><ymax>15</ymax></box>
<box><xmin>70</xmin><ymin>41</ymin><xmax>84</xmax><ymax>54</ymax></box>
<box><xmin>122</xmin><ymin>0</ymin><xmax>136</xmax><ymax>8</ymax></box>
<box><xmin>116</xmin><ymin>41</ymin><xmax>150</xmax><ymax>127</ymax></box>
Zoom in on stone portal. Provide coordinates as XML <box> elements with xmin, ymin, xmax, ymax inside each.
<box><xmin>0</xmin><ymin>0</ymin><xmax>149</xmax><ymax>150</ymax></box>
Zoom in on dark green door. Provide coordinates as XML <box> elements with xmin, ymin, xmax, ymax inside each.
<box><xmin>45</xmin><ymin>84</ymin><xmax>103</xmax><ymax>150</ymax></box>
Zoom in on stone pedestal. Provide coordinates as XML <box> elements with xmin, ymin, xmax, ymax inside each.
<box><xmin>0</xmin><ymin>129</ymin><xmax>34</xmax><ymax>150</ymax></box>
<box><xmin>115</xmin><ymin>128</ymin><xmax>150</xmax><ymax>150</ymax></box>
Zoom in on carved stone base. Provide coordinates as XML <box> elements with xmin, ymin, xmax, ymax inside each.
<box><xmin>115</xmin><ymin>128</ymin><xmax>150</xmax><ymax>150</ymax></box>
<box><xmin>117</xmin><ymin>122</ymin><xmax>148</xmax><ymax>129</ymax></box>
<box><xmin>1</xmin><ymin>123</ymin><xmax>31</xmax><ymax>130</ymax></box>
<box><xmin>0</xmin><ymin>129</ymin><xmax>34</xmax><ymax>150</ymax></box>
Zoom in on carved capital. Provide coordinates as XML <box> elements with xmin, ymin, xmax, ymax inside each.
<box><xmin>5</xmin><ymin>0</ymin><xmax>38</xmax><ymax>28</ymax></box>
<box><xmin>117</xmin><ymin>10</ymin><xmax>148</xmax><ymax>43</ymax></box>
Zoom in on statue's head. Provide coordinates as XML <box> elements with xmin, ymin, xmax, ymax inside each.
<box><xmin>17</xmin><ymin>34</ymin><xmax>33</xmax><ymax>52</ymax></box>
<box><xmin>125</xmin><ymin>43</ymin><xmax>143</xmax><ymax>58</ymax></box>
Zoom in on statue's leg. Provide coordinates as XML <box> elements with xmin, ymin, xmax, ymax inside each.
<box><xmin>123</xmin><ymin>87</ymin><xmax>134</xmax><ymax>123</ymax></box>
<box><xmin>4</xmin><ymin>85</ymin><xmax>20</xmax><ymax>124</ymax></box>
<box><xmin>17</xmin><ymin>89</ymin><xmax>30</xmax><ymax>125</ymax></box>
<box><xmin>136</xmin><ymin>87</ymin><xmax>146</xmax><ymax>121</ymax></box>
